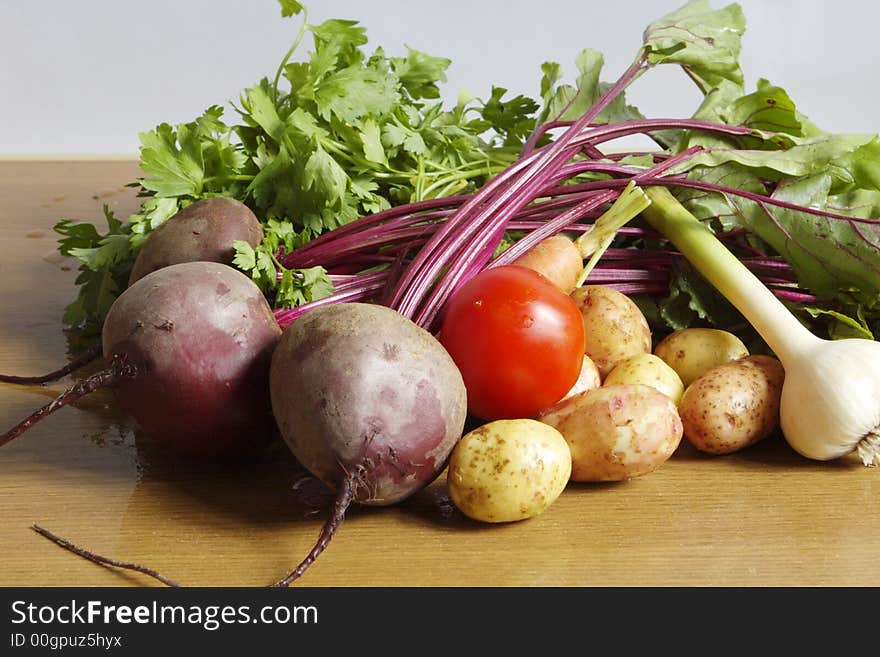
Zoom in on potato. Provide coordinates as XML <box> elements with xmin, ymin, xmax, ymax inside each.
<box><xmin>739</xmin><ymin>354</ymin><xmax>785</xmax><ymax>381</ymax></box>
<box><xmin>570</xmin><ymin>285</ymin><xmax>652</xmax><ymax>378</ymax></box>
<box><xmin>603</xmin><ymin>353</ymin><xmax>685</xmax><ymax>404</ymax></box>
<box><xmin>539</xmin><ymin>384</ymin><xmax>683</xmax><ymax>481</ymax></box>
<box><xmin>512</xmin><ymin>234</ymin><xmax>583</xmax><ymax>294</ymax></box>
<box><xmin>679</xmin><ymin>355</ymin><xmax>785</xmax><ymax>455</ymax></box>
<box><xmin>447</xmin><ymin>419</ymin><xmax>571</xmax><ymax>523</ymax></box>
<box><xmin>653</xmin><ymin>328</ymin><xmax>748</xmax><ymax>387</ymax></box>
<box><xmin>548</xmin><ymin>355</ymin><xmax>602</xmax><ymax>411</ymax></box>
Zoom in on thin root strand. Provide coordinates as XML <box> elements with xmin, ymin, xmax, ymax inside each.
<box><xmin>271</xmin><ymin>474</ymin><xmax>355</xmax><ymax>587</ymax></box>
<box><xmin>1</xmin><ymin>358</ymin><xmax>135</xmax><ymax>448</ymax></box>
<box><xmin>857</xmin><ymin>428</ymin><xmax>880</xmax><ymax>467</ymax></box>
<box><xmin>0</xmin><ymin>344</ymin><xmax>102</xmax><ymax>385</ymax></box>
<box><xmin>31</xmin><ymin>524</ymin><xmax>181</xmax><ymax>587</ymax></box>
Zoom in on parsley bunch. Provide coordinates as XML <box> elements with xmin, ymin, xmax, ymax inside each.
<box><xmin>56</xmin><ymin>1</ymin><xmax>537</xmax><ymax>333</ymax></box>
<box><xmin>56</xmin><ymin>0</ymin><xmax>880</xmax><ymax>342</ymax></box>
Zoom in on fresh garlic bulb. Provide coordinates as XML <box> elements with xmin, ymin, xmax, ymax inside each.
<box><xmin>780</xmin><ymin>337</ymin><xmax>880</xmax><ymax>465</ymax></box>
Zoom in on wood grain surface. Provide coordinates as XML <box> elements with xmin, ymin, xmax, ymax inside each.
<box><xmin>1</xmin><ymin>160</ymin><xmax>878</xmax><ymax>587</ymax></box>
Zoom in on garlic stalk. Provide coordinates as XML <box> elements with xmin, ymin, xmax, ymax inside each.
<box><xmin>642</xmin><ymin>186</ymin><xmax>880</xmax><ymax>465</ymax></box>
<box><xmin>574</xmin><ymin>181</ymin><xmax>652</xmax><ymax>287</ymax></box>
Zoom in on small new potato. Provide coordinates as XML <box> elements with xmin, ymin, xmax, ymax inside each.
<box><xmin>512</xmin><ymin>234</ymin><xmax>583</xmax><ymax>294</ymax></box>
<box><xmin>653</xmin><ymin>328</ymin><xmax>749</xmax><ymax>387</ymax></box>
<box><xmin>540</xmin><ymin>384</ymin><xmax>683</xmax><ymax>481</ymax></box>
<box><xmin>680</xmin><ymin>355</ymin><xmax>785</xmax><ymax>455</ymax></box>
<box><xmin>603</xmin><ymin>353</ymin><xmax>685</xmax><ymax>404</ymax></box>
<box><xmin>547</xmin><ymin>355</ymin><xmax>602</xmax><ymax>412</ymax></box>
<box><xmin>570</xmin><ymin>285</ymin><xmax>652</xmax><ymax>378</ymax></box>
<box><xmin>447</xmin><ymin>419</ymin><xmax>572</xmax><ymax>523</ymax></box>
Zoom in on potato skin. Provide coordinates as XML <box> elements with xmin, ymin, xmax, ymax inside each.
<box><xmin>653</xmin><ymin>328</ymin><xmax>749</xmax><ymax>387</ymax></box>
<box><xmin>539</xmin><ymin>384</ymin><xmax>682</xmax><ymax>481</ymax></box>
<box><xmin>447</xmin><ymin>419</ymin><xmax>571</xmax><ymax>523</ymax></box>
<box><xmin>570</xmin><ymin>286</ymin><xmax>651</xmax><ymax>378</ymax></box>
<box><xmin>270</xmin><ymin>303</ymin><xmax>467</xmax><ymax>506</ymax></box>
<box><xmin>129</xmin><ymin>197</ymin><xmax>263</xmax><ymax>285</ymax></box>
<box><xmin>551</xmin><ymin>355</ymin><xmax>602</xmax><ymax>409</ymax></box>
<box><xmin>679</xmin><ymin>355</ymin><xmax>785</xmax><ymax>455</ymax></box>
<box><xmin>104</xmin><ymin>261</ymin><xmax>282</xmax><ymax>458</ymax></box>
<box><xmin>603</xmin><ymin>353</ymin><xmax>684</xmax><ymax>404</ymax></box>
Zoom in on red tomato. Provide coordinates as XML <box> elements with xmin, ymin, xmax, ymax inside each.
<box><xmin>438</xmin><ymin>265</ymin><xmax>585</xmax><ymax>420</ymax></box>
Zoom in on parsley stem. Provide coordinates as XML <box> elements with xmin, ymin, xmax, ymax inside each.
<box><xmin>200</xmin><ymin>174</ymin><xmax>254</xmax><ymax>185</ymax></box>
<box><xmin>318</xmin><ymin>138</ymin><xmax>358</xmax><ymax>167</ymax></box>
<box><xmin>420</xmin><ymin>165</ymin><xmax>496</xmax><ymax>199</ymax></box>
<box><xmin>271</xmin><ymin>7</ymin><xmax>309</xmax><ymax>103</ymax></box>
<box><xmin>414</xmin><ymin>157</ymin><xmax>427</xmax><ymax>201</ymax></box>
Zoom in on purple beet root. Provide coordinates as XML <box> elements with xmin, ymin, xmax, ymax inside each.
<box><xmin>128</xmin><ymin>197</ymin><xmax>263</xmax><ymax>286</ymax></box>
<box><xmin>268</xmin><ymin>302</ymin><xmax>467</xmax><ymax>584</ymax></box>
<box><xmin>2</xmin><ymin>261</ymin><xmax>281</xmax><ymax>459</ymax></box>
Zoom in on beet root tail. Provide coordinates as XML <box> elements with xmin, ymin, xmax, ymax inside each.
<box><xmin>0</xmin><ymin>344</ymin><xmax>102</xmax><ymax>385</ymax></box>
<box><xmin>271</xmin><ymin>474</ymin><xmax>355</xmax><ymax>587</ymax></box>
<box><xmin>31</xmin><ymin>524</ymin><xmax>181</xmax><ymax>587</ymax></box>
<box><xmin>1</xmin><ymin>359</ymin><xmax>134</xmax><ymax>448</ymax></box>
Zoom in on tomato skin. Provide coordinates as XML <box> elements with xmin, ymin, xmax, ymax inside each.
<box><xmin>438</xmin><ymin>265</ymin><xmax>586</xmax><ymax>420</ymax></box>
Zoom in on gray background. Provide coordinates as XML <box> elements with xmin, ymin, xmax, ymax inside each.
<box><xmin>1</xmin><ymin>0</ymin><xmax>876</xmax><ymax>154</ymax></box>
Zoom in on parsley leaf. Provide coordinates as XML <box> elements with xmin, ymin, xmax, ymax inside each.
<box><xmin>391</xmin><ymin>48</ymin><xmax>451</xmax><ymax>100</ymax></box>
<box><xmin>480</xmin><ymin>86</ymin><xmax>540</xmax><ymax>146</ymax></box>
<box><xmin>278</xmin><ymin>0</ymin><xmax>303</xmax><ymax>17</ymax></box>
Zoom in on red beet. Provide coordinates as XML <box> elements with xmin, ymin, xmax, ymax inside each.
<box><xmin>2</xmin><ymin>261</ymin><xmax>281</xmax><ymax>458</ymax></box>
<box><xmin>267</xmin><ymin>302</ymin><xmax>467</xmax><ymax>584</ymax></box>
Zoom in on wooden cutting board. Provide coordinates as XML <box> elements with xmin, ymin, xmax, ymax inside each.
<box><xmin>1</xmin><ymin>159</ymin><xmax>878</xmax><ymax>587</ymax></box>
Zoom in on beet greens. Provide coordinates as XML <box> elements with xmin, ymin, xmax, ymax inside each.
<box><xmin>266</xmin><ymin>0</ymin><xmax>879</xmax><ymax>339</ymax></box>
